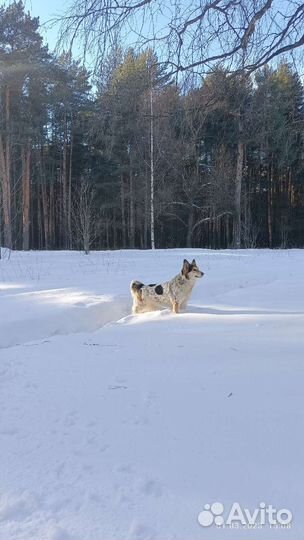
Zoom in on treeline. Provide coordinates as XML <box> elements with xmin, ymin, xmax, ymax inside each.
<box><xmin>1</xmin><ymin>1</ymin><xmax>304</xmax><ymax>252</ymax></box>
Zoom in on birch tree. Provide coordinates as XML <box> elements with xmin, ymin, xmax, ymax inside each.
<box><xmin>58</xmin><ymin>1</ymin><xmax>304</xmax><ymax>76</ymax></box>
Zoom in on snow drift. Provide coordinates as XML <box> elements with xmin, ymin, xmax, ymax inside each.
<box><xmin>0</xmin><ymin>248</ymin><xmax>303</xmax><ymax>540</ymax></box>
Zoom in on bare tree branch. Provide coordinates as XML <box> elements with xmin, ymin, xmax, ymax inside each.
<box><xmin>55</xmin><ymin>0</ymin><xmax>304</xmax><ymax>76</ymax></box>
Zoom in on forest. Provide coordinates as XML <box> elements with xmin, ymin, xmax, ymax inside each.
<box><xmin>0</xmin><ymin>1</ymin><xmax>304</xmax><ymax>252</ymax></box>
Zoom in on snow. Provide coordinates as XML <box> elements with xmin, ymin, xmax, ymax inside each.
<box><xmin>0</xmin><ymin>248</ymin><xmax>303</xmax><ymax>540</ymax></box>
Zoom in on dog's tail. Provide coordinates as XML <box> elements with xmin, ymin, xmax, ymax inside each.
<box><xmin>130</xmin><ymin>280</ymin><xmax>144</xmax><ymax>301</ymax></box>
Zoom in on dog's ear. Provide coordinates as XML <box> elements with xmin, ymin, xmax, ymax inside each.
<box><xmin>182</xmin><ymin>259</ymin><xmax>190</xmax><ymax>278</ymax></box>
<box><xmin>191</xmin><ymin>259</ymin><xmax>196</xmax><ymax>265</ymax></box>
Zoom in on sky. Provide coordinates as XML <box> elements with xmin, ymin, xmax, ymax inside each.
<box><xmin>23</xmin><ymin>0</ymin><xmax>67</xmax><ymax>52</ymax></box>
<box><xmin>21</xmin><ymin>0</ymin><xmax>96</xmax><ymax>69</ymax></box>
<box><xmin>8</xmin><ymin>0</ymin><xmax>303</xmax><ymax>78</ymax></box>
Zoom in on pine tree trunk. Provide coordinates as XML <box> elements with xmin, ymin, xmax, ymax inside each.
<box><xmin>41</xmin><ymin>181</ymin><xmax>49</xmax><ymax>249</ymax></box>
<box><xmin>0</xmin><ymin>135</ymin><xmax>12</xmax><ymax>248</ymax></box>
<box><xmin>129</xmin><ymin>168</ymin><xmax>135</xmax><ymax>248</ymax></box>
<box><xmin>288</xmin><ymin>167</ymin><xmax>292</xmax><ymax>206</ymax></box>
<box><xmin>268</xmin><ymin>160</ymin><xmax>273</xmax><ymax>248</ymax></box>
<box><xmin>22</xmin><ymin>140</ymin><xmax>31</xmax><ymax>250</ymax></box>
<box><xmin>186</xmin><ymin>207</ymin><xmax>193</xmax><ymax>247</ymax></box>
<box><xmin>68</xmin><ymin>128</ymin><xmax>73</xmax><ymax>249</ymax></box>
<box><xmin>62</xmin><ymin>111</ymin><xmax>68</xmax><ymax>248</ymax></box>
<box><xmin>113</xmin><ymin>207</ymin><xmax>117</xmax><ymax>249</ymax></box>
<box><xmin>5</xmin><ymin>87</ymin><xmax>12</xmax><ymax>248</ymax></box>
<box><xmin>150</xmin><ymin>88</ymin><xmax>155</xmax><ymax>249</ymax></box>
<box><xmin>216</xmin><ymin>217</ymin><xmax>220</xmax><ymax>248</ymax></box>
<box><xmin>233</xmin><ymin>111</ymin><xmax>244</xmax><ymax>248</ymax></box>
<box><xmin>106</xmin><ymin>218</ymin><xmax>109</xmax><ymax>248</ymax></box>
<box><xmin>50</xmin><ymin>180</ymin><xmax>55</xmax><ymax>248</ymax></box>
<box><xmin>120</xmin><ymin>173</ymin><xmax>126</xmax><ymax>248</ymax></box>
<box><xmin>37</xmin><ymin>184</ymin><xmax>43</xmax><ymax>249</ymax></box>
<box><xmin>144</xmin><ymin>172</ymin><xmax>149</xmax><ymax>248</ymax></box>
<box><xmin>0</xmin><ymin>87</ymin><xmax>12</xmax><ymax>248</ymax></box>
<box><xmin>225</xmin><ymin>214</ymin><xmax>230</xmax><ymax>247</ymax></box>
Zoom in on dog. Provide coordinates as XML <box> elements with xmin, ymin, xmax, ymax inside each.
<box><xmin>130</xmin><ymin>259</ymin><xmax>204</xmax><ymax>314</ymax></box>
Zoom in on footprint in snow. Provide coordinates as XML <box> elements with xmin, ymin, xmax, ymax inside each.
<box><xmin>127</xmin><ymin>519</ymin><xmax>157</xmax><ymax>540</ymax></box>
<box><xmin>138</xmin><ymin>479</ymin><xmax>163</xmax><ymax>498</ymax></box>
<box><xmin>46</xmin><ymin>524</ymin><xmax>73</xmax><ymax>540</ymax></box>
<box><xmin>0</xmin><ymin>491</ymin><xmax>37</xmax><ymax>522</ymax></box>
<box><xmin>115</xmin><ymin>463</ymin><xmax>133</xmax><ymax>474</ymax></box>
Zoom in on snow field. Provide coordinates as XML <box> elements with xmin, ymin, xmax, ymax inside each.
<box><xmin>0</xmin><ymin>248</ymin><xmax>303</xmax><ymax>539</ymax></box>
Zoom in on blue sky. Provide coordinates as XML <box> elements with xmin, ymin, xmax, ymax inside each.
<box><xmin>22</xmin><ymin>0</ymin><xmax>94</xmax><ymax>67</ymax></box>
<box><xmin>24</xmin><ymin>0</ymin><xmax>64</xmax><ymax>51</ymax></box>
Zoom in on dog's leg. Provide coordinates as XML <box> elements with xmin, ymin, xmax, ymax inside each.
<box><xmin>172</xmin><ymin>301</ymin><xmax>180</xmax><ymax>314</ymax></box>
<box><xmin>180</xmin><ymin>300</ymin><xmax>187</xmax><ymax>311</ymax></box>
<box><xmin>132</xmin><ymin>302</ymin><xmax>141</xmax><ymax>314</ymax></box>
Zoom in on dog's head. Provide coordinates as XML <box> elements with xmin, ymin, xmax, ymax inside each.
<box><xmin>181</xmin><ymin>259</ymin><xmax>204</xmax><ymax>280</ymax></box>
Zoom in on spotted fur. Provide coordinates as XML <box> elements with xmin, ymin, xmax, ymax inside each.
<box><xmin>130</xmin><ymin>259</ymin><xmax>204</xmax><ymax>314</ymax></box>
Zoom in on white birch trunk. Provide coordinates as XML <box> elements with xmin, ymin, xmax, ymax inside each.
<box><xmin>150</xmin><ymin>87</ymin><xmax>155</xmax><ymax>249</ymax></box>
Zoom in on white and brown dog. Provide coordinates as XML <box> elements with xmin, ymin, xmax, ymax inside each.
<box><xmin>130</xmin><ymin>259</ymin><xmax>204</xmax><ymax>314</ymax></box>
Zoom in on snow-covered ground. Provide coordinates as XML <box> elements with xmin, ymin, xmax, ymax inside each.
<box><xmin>0</xmin><ymin>248</ymin><xmax>303</xmax><ymax>540</ymax></box>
